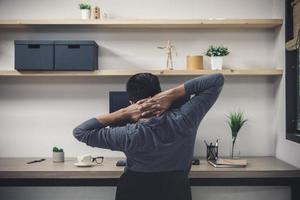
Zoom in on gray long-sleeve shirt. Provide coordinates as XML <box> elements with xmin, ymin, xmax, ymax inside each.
<box><xmin>73</xmin><ymin>74</ymin><xmax>224</xmax><ymax>172</ymax></box>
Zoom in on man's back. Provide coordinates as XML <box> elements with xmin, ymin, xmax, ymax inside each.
<box><xmin>73</xmin><ymin>73</ymin><xmax>224</xmax><ymax>200</ymax></box>
<box><xmin>123</xmin><ymin>109</ymin><xmax>197</xmax><ymax>172</ymax></box>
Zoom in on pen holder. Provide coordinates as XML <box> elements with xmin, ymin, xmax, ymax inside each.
<box><xmin>206</xmin><ymin>145</ymin><xmax>218</xmax><ymax>161</ymax></box>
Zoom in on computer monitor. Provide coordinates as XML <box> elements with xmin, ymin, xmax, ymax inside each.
<box><xmin>109</xmin><ymin>91</ymin><xmax>130</xmax><ymax>113</ymax></box>
<box><xmin>109</xmin><ymin>91</ymin><xmax>130</xmax><ymax>127</ymax></box>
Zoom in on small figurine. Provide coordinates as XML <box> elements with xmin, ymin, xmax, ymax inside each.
<box><xmin>158</xmin><ymin>40</ymin><xmax>177</xmax><ymax>70</ymax></box>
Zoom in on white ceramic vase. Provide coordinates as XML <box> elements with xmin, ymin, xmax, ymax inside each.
<box><xmin>52</xmin><ymin>152</ymin><xmax>64</xmax><ymax>162</ymax></box>
<box><xmin>210</xmin><ymin>56</ymin><xmax>223</xmax><ymax>70</ymax></box>
<box><xmin>81</xmin><ymin>9</ymin><xmax>91</xmax><ymax>20</ymax></box>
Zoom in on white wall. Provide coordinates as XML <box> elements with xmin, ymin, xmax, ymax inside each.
<box><xmin>0</xmin><ymin>0</ymin><xmax>296</xmax><ymax>200</ymax></box>
<box><xmin>0</xmin><ymin>0</ymin><xmax>282</xmax><ymax>158</ymax></box>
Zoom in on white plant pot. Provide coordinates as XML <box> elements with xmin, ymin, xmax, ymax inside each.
<box><xmin>52</xmin><ymin>152</ymin><xmax>64</xmax><ymax>163</ymax></box>
<box><xmin>210</xmin><ymin>56</ymin><xmax>224</xmax><ymax>70</ymax></box>
<box><xmin>81</xmin><ymin>9</ymin><xmax>91</xmax><ymax>20</ymax></box>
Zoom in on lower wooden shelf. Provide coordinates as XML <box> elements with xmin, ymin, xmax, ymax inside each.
<box><xmin>0</xmin><ymin>69</ymin><xmax>283</xmax><ymax>77</ymax></box>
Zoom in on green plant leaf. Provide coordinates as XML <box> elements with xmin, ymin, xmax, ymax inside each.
<box><xmin>53</xmin><ymin>146</ymin><xmax>63</xmax><ymax>152</ymax></box>
<box><xmin>205</xmin><ymin>45</ymin><xmax>230</xmax><ymax>57</ymax></box>
<box><xmin>226</xmin><ymin>111</ymin><xmax>247</xmax><ymax>139</ymax></box>
<box><xmin>53</xmin><ymin>146</ymin><xmax>59</xmax><ymax>152</ymax></box>
<box><xmin>79</xmin><ymin>3</ymin><xmax>91</xmax><ymax>9</ymax></box>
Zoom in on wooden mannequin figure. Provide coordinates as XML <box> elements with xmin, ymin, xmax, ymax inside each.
<box><xmin>158</xmin><ymin>40</ymin><xmax>177</xmax><ymax>70</ymax></box>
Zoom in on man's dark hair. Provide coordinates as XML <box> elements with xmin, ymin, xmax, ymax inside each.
<box><xmin>126</xmin><ymin>73</ymin><xmax>161</xmax><ymax>102</ymax></box>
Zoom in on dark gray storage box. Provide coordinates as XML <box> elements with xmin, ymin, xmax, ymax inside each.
<box><xmin>54</xmin><ymin>41</ymin><xmax>98</xmax><ymax>71</ymax></box>
<box><xmin>15</xmin><ymin>40</ymin><xmax>54</xmax><ymax>70</ymax></box>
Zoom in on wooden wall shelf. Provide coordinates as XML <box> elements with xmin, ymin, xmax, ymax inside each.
<box><xmin>0</xmin><ymin>19</ymin><xmax>283</xmax><ymax>29</ymax></box>
<box><xmin>0</xmin><ymin>69</ymin><xmax>283</xmax><ymax>77</ymax></box>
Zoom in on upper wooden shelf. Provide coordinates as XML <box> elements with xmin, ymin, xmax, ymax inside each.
<box><xmin>0</xmin><ymin>19</ymin><xmax>283</xmax><ymax>29</ymax></box>
<box><xmin>0</xmin><ymin>69</ymin><xmax>283</xmax><ymax>77</ymax></box>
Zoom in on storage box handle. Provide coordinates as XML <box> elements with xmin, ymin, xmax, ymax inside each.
<box><xmin>68</xmin><ymin>45</ymin><xmax>80</xmax><ymax>49</ymax></box>
<box><xmin>28</xmin><ymin>44</ymin><xmax>40</xmax><ymax>49</ymax></box>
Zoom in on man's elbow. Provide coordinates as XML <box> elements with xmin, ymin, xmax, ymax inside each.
<box><xmin>73</xmin><ymin>127</ymin><xmax>83</xmax><ymax>141</ymax></box>
<box><xmin>215</xmin><ymin>73</ymin><xmax>225</xmax><ymax>87</ymax></box>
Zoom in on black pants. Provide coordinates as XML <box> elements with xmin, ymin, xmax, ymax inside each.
<box><xmin>115</xmin><ymin>170</ymin><xmax>192</xmax><ymax>200</ymax></box>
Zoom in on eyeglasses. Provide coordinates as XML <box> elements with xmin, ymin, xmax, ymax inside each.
<box><xmin>92</xmin><ymin>156</ymin><xmax>104</xmax><ymax>164</ymax></box>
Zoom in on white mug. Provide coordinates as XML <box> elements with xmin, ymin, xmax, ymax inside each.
<box><xmin>77</xmin><ymin>154</ymin><xmax>92</xmax><ymax>165</ymax></box>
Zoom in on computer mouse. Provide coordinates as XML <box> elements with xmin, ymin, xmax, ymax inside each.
<box><xmin>192</xmin><ymin>158</ymin><xmax>200</xmax><ymax>165</ymax></box>
<box><xmin>116</xmin><ymin>159</ymin><xmax>127</xmax><ymax>166</ymax></box>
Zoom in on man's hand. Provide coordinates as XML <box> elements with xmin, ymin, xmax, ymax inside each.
<box><xmin>141</xmin><ymin>85</ymin><xmax>186</xmax><ymax>117</ymax></box>
<box><xmin>141</xmin><ymin>91</ymin><xmax>173</xmax><ymax>117</ymax></box>
<box><xmin>125</xmin><ymin>98</ymin><xmax>160</xmax><ymax>122</ymax></box>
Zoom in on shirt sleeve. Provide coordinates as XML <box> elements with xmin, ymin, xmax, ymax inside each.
<box><xmin>73</xmin><ymin>118</ymin><xmax>138</xmax><ymax>152</ymax></box>
<box><xmin>179</xmin><ymin>73</ymin><xmax>224</xmax><ymax>128</ymax></box>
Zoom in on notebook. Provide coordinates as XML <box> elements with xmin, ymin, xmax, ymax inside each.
<box><xmin>208</xmin><ymin>158</ymin><xmax>247</xmax><ymax>168</ymax></box>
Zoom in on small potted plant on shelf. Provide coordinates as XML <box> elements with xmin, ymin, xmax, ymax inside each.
<box><xmin>227</xmin><ymin>111</ymin><xmax>247</xmax><ymax>158</ymax></box>
<box><xmin>79</xmin><ymin>3</ymin><xmax>91</xmax><ymax>20</ymax></box>
<box><xmin>52</xmin><ymin>146</ymin><xmax>64</xmax><ymax>162</ymax></box>
<box><xmin>205</xmin><ymin>45</ymin><xmax>230</xmax><ymax>70</ymax></box>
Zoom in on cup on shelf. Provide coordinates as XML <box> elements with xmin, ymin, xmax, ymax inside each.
<box><xmin>186</xmin><ymin>55</ymin><xmax>204</xmax><ymax>70</ymax></box>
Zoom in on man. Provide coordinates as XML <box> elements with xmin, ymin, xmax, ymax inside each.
<box><xmin>73</xmin><ymin>73</ymin><xmax>224</xmax><ymax>200</ymax></box>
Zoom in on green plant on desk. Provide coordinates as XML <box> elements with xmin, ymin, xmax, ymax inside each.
<box><xmin>53</xmin><ymin>146</ymin><xmax>63</xmax><ymax>152</ymax></box>
<box><xmin>52</xmin><ymin>146</ymin><xmax>64</xmax><ymax>163</ymax></box>
<box><xmin>227</xmin><ymin>111</ymin><xmax>247</xmax><ymax>158</ymax></box>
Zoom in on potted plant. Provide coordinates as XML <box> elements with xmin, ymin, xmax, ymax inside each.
<box><xmin>52</xmin><ymin>146</ymin><xmax>64</xmax><ymax>162</ymax></box>
<box><xmin>79</xmin><ymin>3</ymin><xmax>91</xmax><ymax>20</ymax></box>
<box><xmin>205</xmin><ymin>45</ymin><xmax>230</xmax><ymax>70</ymax></box>
<box><xmin>227</xmin><ymin>111</ymin><xmax>247</xmax><ymax>158</ymax></box>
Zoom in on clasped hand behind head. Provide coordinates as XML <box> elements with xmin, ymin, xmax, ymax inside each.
<box><xmin>128</xmin><ymin>87</ymin><xmax>180</xmax><ymax>122</ymax></box>
<box><xmin>127</xmin><ymin>97</ymin><xmax>162</xmax><ymax>122</ymax></box>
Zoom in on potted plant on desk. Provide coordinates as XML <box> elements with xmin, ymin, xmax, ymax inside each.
<box><xmin>227</xmin><ymin>111</ymin><xmax>247</xmax><ymax>158</ymax></box>
<box><xmin>79</xmin><ymin>3</ymin><xmax>91</xmax><ymax>20</ymax></box>
<box><xmin>205</xmin><ymin>45</ymin><xmax>230</xmax><ymax>70</ymax></box>
<box><xmin>52</xmin><ymin>146</ymin><xmax>64</xmax><ymax>163</ymax></box>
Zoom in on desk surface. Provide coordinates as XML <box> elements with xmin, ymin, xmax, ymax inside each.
<box><xmin>0</xmin><ymin>157</ymin><xmax>299</xmax><ymax>179</ymax></box>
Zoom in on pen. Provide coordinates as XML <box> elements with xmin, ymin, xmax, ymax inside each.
<box><xmin>26</xmin><ymin>158</ymin><xmax>46</xmax><ymax>164</ymax></box>
<box><xmin>215</xmin><ymin>145</ymin><xmax>218</xmax><ymax>159</ymax></box>
<box><xmin>204</xmin><ymin>140</ymin><xmax>209</xmax><ymax>147</ymax></box>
